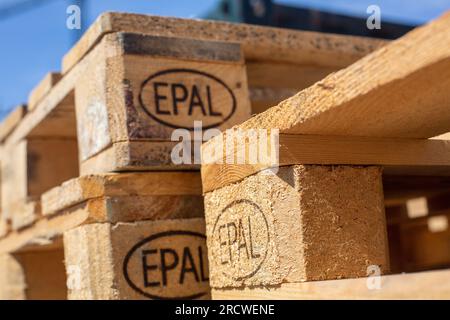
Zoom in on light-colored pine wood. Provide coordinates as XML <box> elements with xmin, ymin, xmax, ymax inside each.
<box><xmin>62</xmin><ymin>12</ymin><xmax>386</xmax><ymax>74</ymax></box>
<box><xmin>64</xmin><ymin>218</ymin><xmax>210</xmax><ymax>300</ymax></box>
<box><xmin>0</xmin><ymin>220</ymin><xmax>9</xmax><ymax>239</ymax></box>
<box><xmin>10</xmin><ymin>200</ymin><xmax>40</xmax><ymax>231</ymax></box>
<box><xmin>0</xmin><ymin>207</ymin><xmax>88</xmax><ymax>254</ymax></box>
<box><xmin>42</xmin><ymin>172</ymin><xmax>202</xmax><ymax>216</ymax></box>
<box><xmin>79</xmin><ymin>141</ymin><xmax>198</xmax><ymax>175</ymax></box>
<box><xmin>74</xmin><ymin>33</ymin><xmax>251</xmax><ymax>165</ymax></box>
<box><xmin>0</xmin><ymin>254</ymin><xmax>26</xmax><ymax>300</ymax></box>
<box><xmin>212</xmin><ymin>268</ymin><xmax>450</xmax><ymax>299</ymax></box>
<box><xmin>213</xmin><ymin>12</ymin><xmax>450</xmax><ymax>139</ymax></box>
<box><xmin>28</xmin><ymin>73</ymin><xmax>62</xmax><ymax>111</ymax></box>
<box><xmin>202</xmin><ymin>135</ymin><xmax>450</xmax><ymax>193</ymax></box>
<box><xmin>400</xmin><ymin>216</ymin><xmax>450</xmax><ymax>272</ymax></box>
<box><xmin>204</xmin><ymin>165</ymin><xmax>388</xmax><ymax>288</ymax></box>
<box><xmin>4</xmin><ymin>15</ymin><xmax>382</xmax><ymax>163</ymax></box>
<box><xmin>0</xmin><ymin>105</ymin><xmax>26</xmax><ymax>142</ymax></box>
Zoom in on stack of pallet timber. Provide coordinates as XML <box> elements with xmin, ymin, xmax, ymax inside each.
<box><xmin>201</xmin><ymin>12</ymin><xmax>450</xmax><ymax>299</ymax></box>
<box><xmin>0</xmin><ymin>13</ymin><xmax>383</xmax><ymax>299</ymax></box>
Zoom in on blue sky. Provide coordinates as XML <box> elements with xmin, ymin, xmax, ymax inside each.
<box><xmin>1</xmin><ymin>0</ymin><xmax>450</xmax><ymax>118</ymax></box>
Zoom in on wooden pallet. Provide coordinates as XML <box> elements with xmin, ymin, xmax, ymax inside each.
<box><xmin>0</xmin><ymin>13</ymin><xmax>383</xmax><ymax>300</ymax></box>
<box><xmin>201</xmin><ymin>12</ymin><xmax>450</xmax><ymax>298</ymax></box>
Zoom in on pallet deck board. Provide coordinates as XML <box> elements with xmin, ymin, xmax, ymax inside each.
<box><xmin>222</xmin><ymin>12</ymin><xmax>450</xmax><ymax>139</ymax></box>
<box><xmin>202</xmin><ymin>135</ymin><xmax>450</xmax><ymax>192</ymax></box>
<box><xmin>42</xmin><ymin>172</ymin><xmax>202</xmax><ymax>216</ymax></box>
<box><xmin>62</xmin><ymin>12</ymin><xmax>386</xmax><ymax>74</ymax></box>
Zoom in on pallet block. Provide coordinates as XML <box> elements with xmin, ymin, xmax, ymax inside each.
<box><xmin>204</xmin><ymin>165</ymin><xmax>388</xmax><ymax>288</ymax></box>
<box><xmin>73</xmin><ymin>33</ymin><xmax>251</xmax><ymax>174</ymax></box>
<box><xmin>64</xmin><ymin>218</ymin><xmax>209</xmax><ymax>300</ymax></box>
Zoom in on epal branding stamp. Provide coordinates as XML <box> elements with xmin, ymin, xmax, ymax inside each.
<box><xmin>211</xmin><ymin>199</ymin><xmax>270</xmax><ymax>281</ymax></box>
<box><xmin>139</xmin><ymin>69</ymin><xmax>237</xmax><ymax>130</ymax></box>
<box><xmin>120</xmin><ymin>220</ymin><xmax>210</xmax><ymax>300</ymax></box>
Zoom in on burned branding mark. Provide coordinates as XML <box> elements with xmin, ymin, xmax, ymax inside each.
<box><xmin>123</xmin><ymin>230</ymin><xmax>209</xmax><ymax>300</ymax></box>
<box><xmin>139</xmin><ymin>69</ymin><xmax>236</xmax><ymax>130</ymax></box>
<box><xmin>212</xmin><ymin>199</ymin><xmax>269</xmax><ymax>281</ymax></box>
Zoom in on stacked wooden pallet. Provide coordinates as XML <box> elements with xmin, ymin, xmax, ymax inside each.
<box><xmin>0</xmin><ymin>13</ymin><xmax>382</xmax><ymax>299</ymax></box>
<box><xmin>201</xmin><ymin>12</ymin><xmax>450</xmax><ymax>299</ymax></box>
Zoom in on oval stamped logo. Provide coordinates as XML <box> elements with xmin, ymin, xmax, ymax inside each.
<box><xmin>139</xmin><ymin>68</ymin><xmax>236</xmax><ymax>130</ymax></box>
<box><xmin>212</xmin><ymin>199</ymin><xmax>270</xmax><ymax>281</ymax></box>
<box><xmin>123</xmin><ymin>230</ymin><xmax>209</xmax><ymax>300</ymax></box>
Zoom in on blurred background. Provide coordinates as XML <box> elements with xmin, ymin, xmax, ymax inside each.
<box><xmin>1</xmin><ymin>0</ymin><xmax>450</xmax><ymax>119</ymax></box>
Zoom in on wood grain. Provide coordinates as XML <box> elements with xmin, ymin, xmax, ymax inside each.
<box><xmin>228</xmin><ymin>12</ymin><xmax>450</xmax><ymax>139</ymax></box>
<box><xmin>62</xmin><ymin>12</ymin><xmax>386</xmax><ymax>73</ymax></box>
<box><xmin>0</xmin><ymin>105</ymin><xmax>26</xmax><ymax>142</ymax></box>
<box><xmin>202</xmin><ymin>134</ymin><xmax>450</xmax><ymax>193</ymax></box>
<box><xmin>42</xmin><ymin>172</ymin><xmax>202</xmax><ymax>216</ymax></box>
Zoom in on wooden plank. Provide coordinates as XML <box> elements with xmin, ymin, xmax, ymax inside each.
<box><xmin>79</xmin><ymin>141</ymin><xmax>198</xmax><ymax>175</ymax></box>
<box><xmin>0</xmin><ymin>105</ymin><xmax>26</xmax><ymax>142</ymax></box>
<box><xmin>63</xmin><ymin>218</ymin><xmax>210</xmax><ymax>299</ymax></box>
<box><xmin>0</xmin><ymin>208</ymin><xmax>89</xmax><ymax>254</ymax></box>
<box><xmin>202</xmin><ymin>134</ymin><xmax>450</xmax><ymax>193</ymax></box>
<box><xmin>27</xmin><ymin>73</ymin><xmax>62</xmax><ymax>111</ymax></box>
<box><xmin>42</xmin><ymin>172</ymin><xmax>203</xmax><ymax>216</ymax></box>
<box><xmin>212</xmin><ymin>269</ymin><xmax>450</xmax><ymax>299</ymax></box>
<box><xmin>216</xmin><ymin>12</ymin><xmax>450</xmax><ymax>139</ymax></box>
<box><xmin>204</xmin><ymin>165</ymin><xmax>388</xmax><ymax>288</ymax></box>
<box><xmin>62</xmin><ymin>12</ymin><xmax>386</xmax><ymax>74</ymax></box>
<box><xmin>10</xmin><ymin>200</ymin><xmax>40</xmax><ymax>231</ymax></box>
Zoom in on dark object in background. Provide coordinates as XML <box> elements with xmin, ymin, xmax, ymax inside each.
<box><xmin>205</xmin><ymin>0</ymin><xmax>416</xmax><ymax>39</ymax></box>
